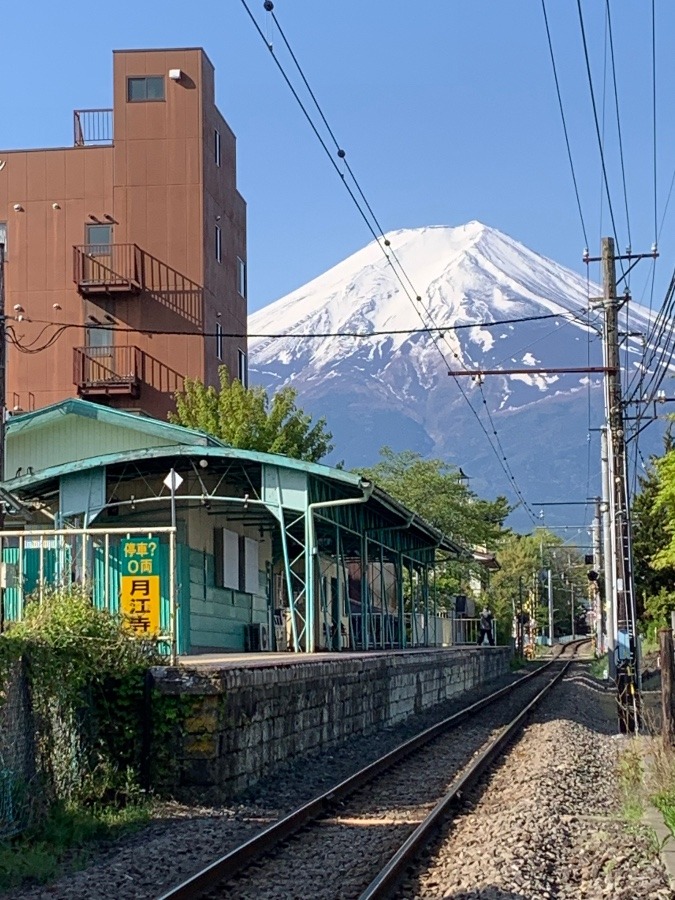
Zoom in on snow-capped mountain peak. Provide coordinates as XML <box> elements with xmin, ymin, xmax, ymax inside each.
<box><xmin>248</xmin><ymin>222</ymin><xmax>659</xmax><ymax>521</ymax></box>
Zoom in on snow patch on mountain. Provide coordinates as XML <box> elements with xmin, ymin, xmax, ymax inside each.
<box><xmin>248</xmin><ymin>222</ymin><xmax>662</xmax><ymax>524</ymax></box>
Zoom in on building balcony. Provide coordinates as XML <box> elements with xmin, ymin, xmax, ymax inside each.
<box><xmin>73</xmin><ymin>244</ymin><xmax>144</xmax><ymax>297</ymax></box>
<box><xmin>73</xmin><ymin>109</ymin><xmax>113</xmax><ymax>146</ymax></box>
<box><xmin>74</xmin><ymin>345</ymin><xmax>143</xmax><ymax>399</ymax></box>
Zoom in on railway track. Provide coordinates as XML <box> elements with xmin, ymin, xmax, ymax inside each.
<box><xmin>158</xmin><ymin>641</ymin><xmax>588</xmax><ymax>900</ymax></box>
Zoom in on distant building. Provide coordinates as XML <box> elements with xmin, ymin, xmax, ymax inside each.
<box><xmin>0</xmin><ymin>48</ymin><xmax>247</xmax><ymax>420</ymax></box>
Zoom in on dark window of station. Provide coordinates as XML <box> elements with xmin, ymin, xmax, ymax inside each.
<box><xmin>0</xmin><ymin>221</ymin><xmax>7</xmax><ymax>259</ymax></box>
<box><xmin>127</xmin><ymin>76</ymin><xmax>165</xmax><ymax>102</ymax></box>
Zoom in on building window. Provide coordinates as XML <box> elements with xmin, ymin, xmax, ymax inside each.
<box><xmin>215</xmin><ymin>224</ymin><xmax>222</xmax><ymax>263</ymax></box>
<box><xmin>0</xmin><ymin>222</ymin><xmax>7</xmax><ymax>260</ymax></box>
<box><xmin>236</xmin><ymin>257</ymin><xmax>247</xmax><ymax>298</ymax></box>
<box><xmin>216</xmin><ymin>322</ymin><xmax>223</xmax><ymax>360</ymax></box>
<box><xmin>215</xmin><ymin>129</ymin><xmax>221</xmax><ymax>167</ymax></box>
<box><xmin>85</xmin><ymin>223</ymin><xmax>112</xmax><ymax>253</ymax></box>
<box><xmin>238</xmin><ymin>349</ymin><xmax>248</xmax><ymax>388</ymax></box>
<box><xmin>127</xmin><ymin>76</ymin><xmax>165</xmax><ymax>102</ymax></box>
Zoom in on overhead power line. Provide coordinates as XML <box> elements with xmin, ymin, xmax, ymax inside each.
<box><xmin>576</xmin><ymin>0</ymin><xmax>625</xmax><ymax>277</ymax></box>
<box><xmin>604</xmin><ymin>0</ymin><xmax>631</xmax><ymax>251</ymax></box>
<box><xmin>540</xmin><ymin>0</ymin><xmax>589</xmax><ymax>249</ymax></box>
<box><xmin>9</xmin><ymin>311</ymin><xmax>583</xmax><ymax>346</ymax></box>
<box><xmin>239</xmin><ymin>1</ymin><xmax>547</xmax><ymax>520</ymax></box>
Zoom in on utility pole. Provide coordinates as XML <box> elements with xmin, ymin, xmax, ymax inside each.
<box><xmin>600</xmin><ymin>428</ymin><xmax>616</xmax><ymax>668</ymax></box>
<box><xmin>0</xmin><ymin>241</ymin><xmax>5</xmax><ymax>514</ymax></box>
<box><xmin>518</xmin><ymin>575</ymin><xmax>524</xmax><ymax>656</ymax></box>
<box><xmin>570</xmin><ymin>583</ymin><xmax>575</xmax><ymax>640</ymax></box>
<box><xmin>591</xmin><ymin>495</ymin><xmax>603</xmax><ymax>653</ymax></box>
<box><xmin>547</xmin><ymin>567</ymin><xmax>553</xmax><ymax>647</ymax></box>
<box><xmin>596</xmin><ymin>237</ymin><xmax>641</xmax><ymax>731</ymax></box>
<box><xmin>0</xmin><ymin>243</ymin><xmax>5</xmax><ymax>634</ymax></box>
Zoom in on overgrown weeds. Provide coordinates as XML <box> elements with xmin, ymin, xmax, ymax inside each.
<box><xmin>617</xmin><ymin>742</ymin><xmax>645</xmax><ymax>821</ymax></box>
<box><xmin>0</xmin><ymin>586</ymin><xmax>162</xmax><ymax>890</ymax></box>
<box><xmin>616</xmin><ymin>732</ymin><xmax>675</xmax><ymax>836</ymax></box>
<box><xmin>588</xmin><ymin>655</ymin><xmax>609</xmax><ymax>680</ymax></box>
<box><xmin>0</xmin><ymin>797</ymin><xmax>151</xmax><ymax>892</ymax></box>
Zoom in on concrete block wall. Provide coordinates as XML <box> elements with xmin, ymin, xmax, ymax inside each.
<box><xmin>152</xmin><ymin>648</ymin><xmax>509</xmax><ymax>796</ymax></box>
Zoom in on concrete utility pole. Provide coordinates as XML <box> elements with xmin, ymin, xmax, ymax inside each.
<box><xmin>0</xmin><ymin>242</ymin><xmax>5</xmax><ymax>517</ymax></box>
<box><xmin>547</xmin><ymin>567</ymin><xmax>553</xmax><ymax>646</ymax></box>
<box><xmin>0</xmin><ymin>243</ymin><xmax>4</xmax><ymax>634</ymax></box>
<box><xmin>660</xmin><ymin>628</ymin><xmax>675</xmax><ymax>747</ymax></box>
<box><xmin>591</xmin><ymin>496</ymin><xmax>603</xmax><ymax>653</ymax></box>
<box><xmin>600</xmin><ymin>427</ymin><xmax>616</xmax><ymax>667</ymax></box>
<box><xmin>598</xmin><ymin>236</ymin><xmax>640</xmax><ymax>730</ymax></box>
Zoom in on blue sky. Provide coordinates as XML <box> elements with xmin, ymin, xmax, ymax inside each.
<box><xmin>1</xmin><ymin>2</ymin><xmax>673</xmax><ymax>316</ymax></box>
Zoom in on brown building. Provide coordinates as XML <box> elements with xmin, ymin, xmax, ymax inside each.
<box><xmin>0</xmin><ymin>48</ymin><xmax>247</xmax><ymax>419</ymax></box>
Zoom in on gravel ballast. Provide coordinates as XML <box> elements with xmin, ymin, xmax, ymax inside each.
<box><xmin>398</xmin><ymin>665</ymin><xmax>672</xmax><ymax>900</ymax></box>
<box><xmin>8</xmin><ymin>659</ymin><xmax>673</xmax><ymax>899</ymax></box>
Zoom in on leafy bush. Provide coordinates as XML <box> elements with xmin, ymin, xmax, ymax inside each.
<box><xmin>0</xmin><ymin>586</ymin><xmax>160</xmax><ymax>888</ymax></box>
<box><xmin>0</xmin><ymin>586</ymin><xmax>160</xmax><ymax>821</ymax></box>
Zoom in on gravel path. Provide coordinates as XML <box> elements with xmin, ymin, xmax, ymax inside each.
<box><xmin>397</xmin><ymin>664</ymin><xmax>672</xmax><ymax>900</ymax></box>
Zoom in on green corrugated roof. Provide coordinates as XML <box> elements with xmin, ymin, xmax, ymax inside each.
<box><xmin>6</xmin><ymin>399</ymin><xmax>225</xmax><ymax>447</ymax></box>
<box><xmin>4</xmin><ymin>443</ymin><xmax>361</xmax><ymax>492</ymax></box>
<box><xmin>4</xmin><ymin>400</ymin><xmax>464</xmax><ymax>555</ymax></box>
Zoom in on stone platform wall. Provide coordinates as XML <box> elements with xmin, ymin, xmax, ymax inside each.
<box><xmin>152</xmin><ymin>648</ymin><xmax>510</xmax><ymax>796</ymax></box>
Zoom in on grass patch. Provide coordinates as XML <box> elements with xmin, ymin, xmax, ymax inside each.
<box><xmin>0</xmin><ymin>798</ymin><xmax>151</xmax><ymax>893</ymax></box>
<box><xmin>645</xmin><ymin>740</ymin><xmax>675</xmax><ymax>838</ymax></box>
<box><xmin>617</xmin><ymin>742</ymin><xmax>645</xmax><ymax>821</ymax></box>
<box><xmin>588</xmin><ymin>655</ymin><xmax>609</xmax><ymax>680</ymax></box>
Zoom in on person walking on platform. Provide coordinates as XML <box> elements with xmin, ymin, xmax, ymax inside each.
<box><xmin>477</xmin><ymin>606</ymin><xmax>495</xmax><ymax>646</ymax></box>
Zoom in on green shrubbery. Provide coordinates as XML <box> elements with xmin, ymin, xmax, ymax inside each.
<box><xmin>0</xmin><ymin>586</ymin><xmax>160</xmax><ymax>890</ymax></box>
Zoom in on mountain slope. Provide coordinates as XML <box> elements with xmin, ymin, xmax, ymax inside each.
<box><xmin>248</xmin><ymin>222</ymin><xmax>661</xmax><ymax>527</ymax></box>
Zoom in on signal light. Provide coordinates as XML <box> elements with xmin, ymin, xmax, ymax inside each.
<box><xmin>587</xmin><ymin>570</ymin><xmax>599</xmax><ymax>582</ymax></box>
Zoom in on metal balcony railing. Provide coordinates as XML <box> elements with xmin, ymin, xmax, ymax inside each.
<box><xmin>73</xmin><ymin>346</ymin><xmax>143</xmax><ymax>398</ymax></box>
<box><xmin>73</xmin><ymin>109</ymin><xmax>113</xmax><ymax>146</ymax></box>
<box><xmin>73</xmin><ymin>244</ymin><xmax>144</xmax><ymax>296</ymax></box>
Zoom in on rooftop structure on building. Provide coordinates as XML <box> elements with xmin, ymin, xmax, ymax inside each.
<box><xmin>0</xmin><ymin>48</ymin><xmax>247</xmax><ymax>420</ymax></box>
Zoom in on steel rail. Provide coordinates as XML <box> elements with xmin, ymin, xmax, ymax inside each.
<box><xmin>157</xmin><ymin>643</ymin><xmax>585</xmax><ymax>900</ymax></box>
<box><xmin>359</xmin><ymin>657</ymin><xmax>573</xmax><ymax>899</ymax></box>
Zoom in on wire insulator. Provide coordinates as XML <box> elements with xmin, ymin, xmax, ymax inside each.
<box><xmin>263</xmin><ymin>1</ymin><xmax>274</xmax><ymax>11</ymax></box>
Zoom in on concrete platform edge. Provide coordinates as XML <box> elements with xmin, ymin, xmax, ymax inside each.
<box><xmin>643</xmin><ymin>802</ymin><xmax>675</xmax><ymax>889</ymax></box>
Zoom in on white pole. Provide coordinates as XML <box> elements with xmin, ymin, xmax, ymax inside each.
<box><xmin>547</xmin><ymin>568</ymin><xmax>553</xmax><ymax>647</ymax></box>
<box><xmin>169</xmin><ymin>469</ymin><xmax>177</xmax><ymax>665</ymax></box>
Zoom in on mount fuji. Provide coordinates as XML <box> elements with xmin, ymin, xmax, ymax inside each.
<box><xmin>248</xmin><ymin>222</ymin><xmax>663</xmax><ymax>529</ymax></box>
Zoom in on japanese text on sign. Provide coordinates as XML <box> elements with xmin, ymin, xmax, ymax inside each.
<box><xmin>120</xmin><ymin>538</ymin><xmax>162</xmax><ymax>634</ymax></box>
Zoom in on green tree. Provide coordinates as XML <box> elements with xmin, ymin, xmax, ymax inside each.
<box><xmin>359</xmin><ymin>448</ymin><xmax>510</xmax><ymax>548</ymax></box>
<box><xmin>359</xmin><ymin>447</ymin><xmax>511</xmax><ymax>605</ymax></box>
<box><xmin>486</xmin><ymin>531</ymin><xmax>586</xmax><ymax>644</ymax></box>
<box><xmin>170</xmin><ymin>366</ymin><xmax>333</xmax><ymax>462</ymax></box>
<box><xmin>633</xmin><ymin>456</ymin><xmax>675</xmax><ymax>620</ymax></box>
<box><xmin>637</xmin><ymin>433</ymin><xmax>675</xmax><ymax>633</ymax></box>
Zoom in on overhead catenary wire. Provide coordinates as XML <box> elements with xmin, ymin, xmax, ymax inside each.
<box><xmin>240</xmin><ymin>0</ymin><xmax>541</xmax><ymax>520</ymax></box>
<box><xmin>651</xmin><ymin>0</ymin><xmax>658</xmax><ymax>250</ymax></box>
<box><xmin>540</xmin><ymin>0</ymin><xmax>589</xmax><ymax>250</ymax></box>
<box><xmin>576</xmin><ymin>0</ymin><xmax>626</xmax><ymax>279</ymax></box>
<box><xmin>604</xmin><ymin>0</ymin><xmax>632</xmax><ymax>252</ymax></box>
